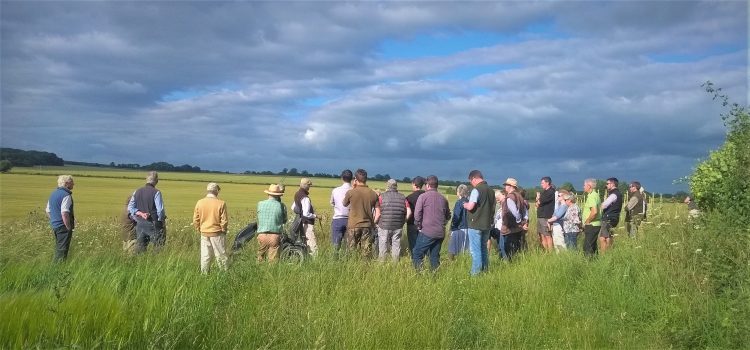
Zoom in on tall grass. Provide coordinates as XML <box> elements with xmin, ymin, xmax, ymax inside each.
<box><xmin>2</xmin><ymin>200</ymin><xmax>746</xmax><ymax>349</ymax></box>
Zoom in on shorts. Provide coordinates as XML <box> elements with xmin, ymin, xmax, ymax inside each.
<box><xmin>537</xmin><ymin>219</ymin><xmax>552</xmax><ymax>237</ymax></box>
<box><xmin>599</xmin><ymin>220</ymin><xmax>616</xmax><ymax>238</ymax></box>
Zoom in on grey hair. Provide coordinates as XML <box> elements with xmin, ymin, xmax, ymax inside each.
<box><xmin>206</xmin><ymin>182</ymin><xmax>220</xmax><ymax>194</ymax></box>
<box><xmin>57</xmin><ymin>175</ymin><xmax>73</xmax><ymax>187</ymax></box>
<box><xmin>493</xmin><ymin>188</ymin><xmax>505</xmax><ymax>198</ymax></box>
<box><xmin>584</xmin><ymin>178</ymin><xmax>597</xmax><ymax>187</ymax></box>
<box><xmin>386</xmin><ymin>179</ymin><xmax>398</xmax><ymax>190</ymax></box>
<box><xmin>456</xmin><ymin>184</ymin><xmax>469</xmax><ymax>198</ymax></box>
<box><xmin>146</xmin><ymin>171</ymin><xmax>159</xmax><ymax>185</ymax></box>
<box><xmin>563</xmin><ymin>193</ymin><xmax>576</xmax><ymax>202</ymax></box>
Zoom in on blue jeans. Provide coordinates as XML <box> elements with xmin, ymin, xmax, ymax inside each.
<box><xmin>564</xmin><ymin>232</ymin><xmax>578</xmax><ymax>249</ymax></box>
<box><xmin>467</xmin><ymin>228</ymin><xmax>489</xmax><ymax>275</ymax></box>
<box><xmin>331</xmin><ymin>218</ymin><xmax>347</xmax><ymax>251</ymax></box>
<box><xmin>412</xmin><ymin>233</ymin><xmax>443</xmax><ymax>271</ymax></box>
<box><xmin>135</xmin><ymin>218</ymin><xmax>165</xmax><ymax>254</ymax></box>
<box><xmin>406</xmin><ymin>224</ymin><xmax>419</xmax><ymax>257</ymax></box>
<box><xmin>497</xmin><ymin>232</ymin><xmax>508</xmax><ymax>260</ymax></box>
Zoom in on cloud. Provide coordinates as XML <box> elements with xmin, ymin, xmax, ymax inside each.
<box><xmin>1</xmin><ymin>1</ymin><xmax>746</xmax><ymax>192</ymax></box>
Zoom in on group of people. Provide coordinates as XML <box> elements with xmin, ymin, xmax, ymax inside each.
<box><xmin>46</xmin><ymin>169</ymin><xmax>651</xmax><ymax>275</ymax></box>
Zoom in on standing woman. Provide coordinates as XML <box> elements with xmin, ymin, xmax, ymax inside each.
<box><xmin>448</xmin><ymin>184</ymin><xmax>470</xmax><ymax>260</ymax></box>
<box><xmin>561</xmin><ymin>193</ymin><xmax>582</xmax><ymax>250</ymax></box>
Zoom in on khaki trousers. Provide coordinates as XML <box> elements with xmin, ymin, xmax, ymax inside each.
<box><xmin>347</xmin><ymin>227</ymin><xmax>375</xmax><ymax>258</ymax></box>
<box><xmin>257</xmin><ymin>233</ymin><xmax>281</xmax><ymax>262</ymax></box>
<box><xmin>303</xmin><ymin>223</ymin><xmax>318</xmax><ymax>255</ymax></box>
<box><xmin>201</xmin><ymin>234</ymin><xmax>228</xmax><ymax>273</ymax></box>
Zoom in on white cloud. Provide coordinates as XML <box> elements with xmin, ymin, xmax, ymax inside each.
<box><xmin>0</xmin><ymin>1</ymin><xmax>746</xmax><ymax>192</ymax></box>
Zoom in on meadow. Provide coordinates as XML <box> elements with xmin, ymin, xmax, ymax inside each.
<box><xmin>0</xmin><ymin>168</ymin><xmax>746</xmax><ymax>349</ymax></box>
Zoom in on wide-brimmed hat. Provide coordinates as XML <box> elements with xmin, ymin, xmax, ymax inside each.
<box><xmin>503</xmin><ymin>178</ymin><xmax>518</xmax><ymax>188</ymax></box>
<box><xmin>264</xmin><ymin>184</ymin><xmax>285</xmax><ymax>196</ymax></box>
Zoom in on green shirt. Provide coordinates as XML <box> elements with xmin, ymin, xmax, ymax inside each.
<box><xmin>583</xmin><ymin>190</ymin><xmax>602</xmax><ymax>227</ymax></box>
<box><xmin>256</xmin><ymin>198</ymin><xmax>287</xmax><ymax>233</ymax></box>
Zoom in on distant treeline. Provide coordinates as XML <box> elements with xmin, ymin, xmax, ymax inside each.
<box><xmin>1</xmin><ymin>148</ymin><xmax>688</xmax><ymax>200</ymax></box>
<box><xmin>0</xmin><ymin>148</ymin><xmax>64</xmax><ymax>167</ymax></box>
<box><xmin>68</xmin><ymin>160</ymin><xmax>203</xmax><ymax>173</ymax></box>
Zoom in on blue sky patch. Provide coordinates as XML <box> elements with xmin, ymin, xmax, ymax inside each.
<box><xmin>432</xmin><ymin>63</ymin><xmax>521</xmax><ymax>81</ymax></box>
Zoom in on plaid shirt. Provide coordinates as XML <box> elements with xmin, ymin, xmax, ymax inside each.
<box><xmin>257</xmin><ymin>198</ymin><xmax>287</xmax><ymax>233</ymax></box>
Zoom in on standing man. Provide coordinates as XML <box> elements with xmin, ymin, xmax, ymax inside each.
<box><xmin>536</xmin><ymin>176</ymin><xmax>556</xmax><ymax>252</ymax></box>
<box><xmin>46</xmin><ymin>175</ymin><xmax>75</xmax><ymax>262</ymax></box>
<box><xmin>256</xmin><ymin>184</ymin><xmax>287</xmax><ymax>262</ymax></box>
<box><xmin>463</xmin><ymin>170</ymin><xmax>494</xmax><ymax>275</ymax></box>
<box><xmin>582</xmin><ymin>178</ymin><xmax>602</xmax><ymax>257</ymax></box>
<box><xmin>193</xmin><ymin>182</ymin><xmax>229</xmax><ymax>273</ymax></box>
<box><xmin>413</xmin><ymin>175</ymin><xmax>450</xmax><ymax>271</ymax></box>
<box><xmin>625</xmin><ymin>181</ymin><xmax>646</xmax><ymax>238</ymax></box>
<box><xmin>500</xmin><ymin>178</ymin><xmax>527</xmax><ymax>260</ymax></box>
<box><xmin>405</xmin><ymin>176</ymin><xmax>426</xmax><ymax>257</ymax></box>
<box><xmin>293</xmin><ymin>178</ymin><xmax>318</xmax><ymax>256</ymax></box>
<box><xmin>121</xmin><ymin>195</ymin><xmax>137</xmax><ymax>255</ymax></box>
<box><xmin>342</xmin><ymin>169</ymin><xmax>380</xmax><ymax>258</ymax></box>
<box><xmin>377</xmin><ymin>179</ymin><xmax>411</xmax><ymax>262</ymax></box>
<box><xmin>330</xmin><ymin>169</ymin><xmax>353</xmax><ymax>256</ymax></box>
<box><xmin>128</xmin><ymin>171</ymin><xmax>167</xmax><ymax>254</ymax></box>
<box><xmin>599</xmin><ymin>177</ymin><xmax>623</xmax><ymax>252</ymax></box>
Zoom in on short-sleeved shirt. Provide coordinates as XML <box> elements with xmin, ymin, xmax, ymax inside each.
<box><xmin>257</xmin><ymin>198</ymin><xmax>287</xmax><ymax>233</ymax></box>
<box><xmin>343</xmin><ymin>185</ymin><xmax>380</xmax><ymax>229</ymax></box>
<box><xmin>583</xmin><ymin>190</ymin><xmax>602</xmax><ymax>227</ymax></box>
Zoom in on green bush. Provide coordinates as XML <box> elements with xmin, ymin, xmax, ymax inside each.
<box><xmin>690</xmin><ymin>82</ymin><xmax>750</xmax><ymax>227</ymax></box>
<box><xmin>0</xmin><ymin>159</ymin><xmax>11</xmax><ymax>173</ymax></box>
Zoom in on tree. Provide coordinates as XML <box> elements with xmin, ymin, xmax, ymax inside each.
<box><xmin>0</xmin><ymin>160</ymin><xmax>12</xmax><ymax>173</ymax></box>
<box><xmin>0</xmin><ymin>148</ymin><xmax>64</xmax><ymax>167</ymax></box>
<box><xmin>288</xmin><ymin>168</ymin><xmax>299</xmax><ymax>175</ymax></box>
<box><xmin>690</xmin><ymin>82</ymin><xmax>750</xmax><ymax>225</ymax></box>
<box><xmin>559</xmin><ymin>182</ymin><xmax>576</xmax><ymax>193</ymax></box>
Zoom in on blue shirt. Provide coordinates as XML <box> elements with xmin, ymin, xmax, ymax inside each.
<box><xmin>551</xmin><ymin>203</ymin><xmax>569</xmax><ymax>226</ymax></box>
<box><xmin>128</xmin><ymin>189</ymin><xmax>166</xmax><ymax>221</ymax></box>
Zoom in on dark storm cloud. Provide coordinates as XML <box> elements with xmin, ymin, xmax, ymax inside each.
<box><xmin>1</xmin><ymin>1</ymin><xmax>747</xmax><ymax>192</ymax></box>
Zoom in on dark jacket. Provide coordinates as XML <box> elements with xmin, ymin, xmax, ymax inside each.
<box><xmin>379</xmin><ymin>189</ymin><xmax>407</xmax><ymax>230</ymax></box>
<box><xmin>537</xmin><ymin>186</ymin><xmax>556</xmax><ymax>218</ymax></box>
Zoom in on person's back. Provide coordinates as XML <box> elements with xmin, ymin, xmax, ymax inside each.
<box><xmin>342</xmin><ymin>169</ymin><xmax>380</xmax><ymax>258</ymax></box>
<box><xmin>414</xmin><ymin>188</ymin><xmax>450</xmax><ymax>238</ymax></box>
<box><xmin>330</xmin><ymin>170</ymin><xmax>353</xmax><ymax>255</ymax></box>
<box><xmin>257</xmin><ymin>198</ymin><xmax>286</xmax><ymax>234</ymax></box>
<box><xmin>379</xmin><ymin>188</ymin><xmax>407</xmax><ymax>230</ymax></box>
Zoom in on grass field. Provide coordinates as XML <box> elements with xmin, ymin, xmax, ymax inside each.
<box><xmin>0</xmin><ymin>168</ymin><xmax>746</xmax><ymax>349</ymax></box>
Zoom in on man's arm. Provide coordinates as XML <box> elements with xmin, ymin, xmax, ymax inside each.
<box><xmin>443</xmin><ymin>198</ymin><xmax>451</xmax><ymax>222</ymax></box>
<box><xmin>405</xmin><ymin>200</ymin><xmax>412</xmax><ymax>221</ymax></box>
<box><xmin>301</xmin><ymin>197</ymin><xmax>316</xmax><ymax>219</ymax></box>
<box><xmin>127</xmin><ymin>192</ymin><xmax>137</xmax><ymax>216</ymax></box>
<box><xmin>62</xmin><ymin>212</ymin><xmax>72</xmax><ymax>230</ymax></box>
<box><xmin>371</xmin><ymin>193</ymin><xmax>381</xmax><ymax>224</ymax></box>
<box><xmin>154</xmin><ymin>191</ymin><xmax>165</xmax><ymax>221</ymax></box>
<box><xmin>342</xmin><ymin>191</ymin><xmax>351</xmax><ymax>207</ymax></box>
<box><xmin>193</xmin><ymin>202</ymin><xmax>201</xmax><ymax>230</ymax></box>
<box><xmin>61</xmin><ymin>195</ymin><xmax>73</xmax><ymax>230</ymax></box>
<box><xmin>414</xmin><ymin>196</ymin><xmax>424</xmax><ymax>229</ymax></box>
<box><xmin>584</xmin><ymin>206</ymin><xmax>598</xmax><ymax>225</ymax></box>
<box><xmin>220</xmin><ymin>202</ymin><xmax>228</xmax><ymax>233</ymax></box>
<box><xmin>626</xmin><ymin>196</ymin><xmax>638</xmax><ymax>211</ymax></box>
<box><xmin>601</xmin><ymin>193</ymin><xmax>616</xmax><ymax>210</ymax></box>
<box><xmin>463</xmin><ymin>189</ymin><xmax>479</xmax><ymax>211</ymax></box>
<box><xmin>539</xmin><ymin>189</ymin><xmax>555</xmax><ymax>207</ymax></box>
<box><xmin>506</xmin><ymin>198</ymin><xmax>521</xmax><ymax>222</ymax></box>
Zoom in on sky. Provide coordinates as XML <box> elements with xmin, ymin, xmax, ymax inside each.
<box><xmin>1</xmin><ymin>1</ymin><xmax>747</xmax><ymax>193</ymax></box>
